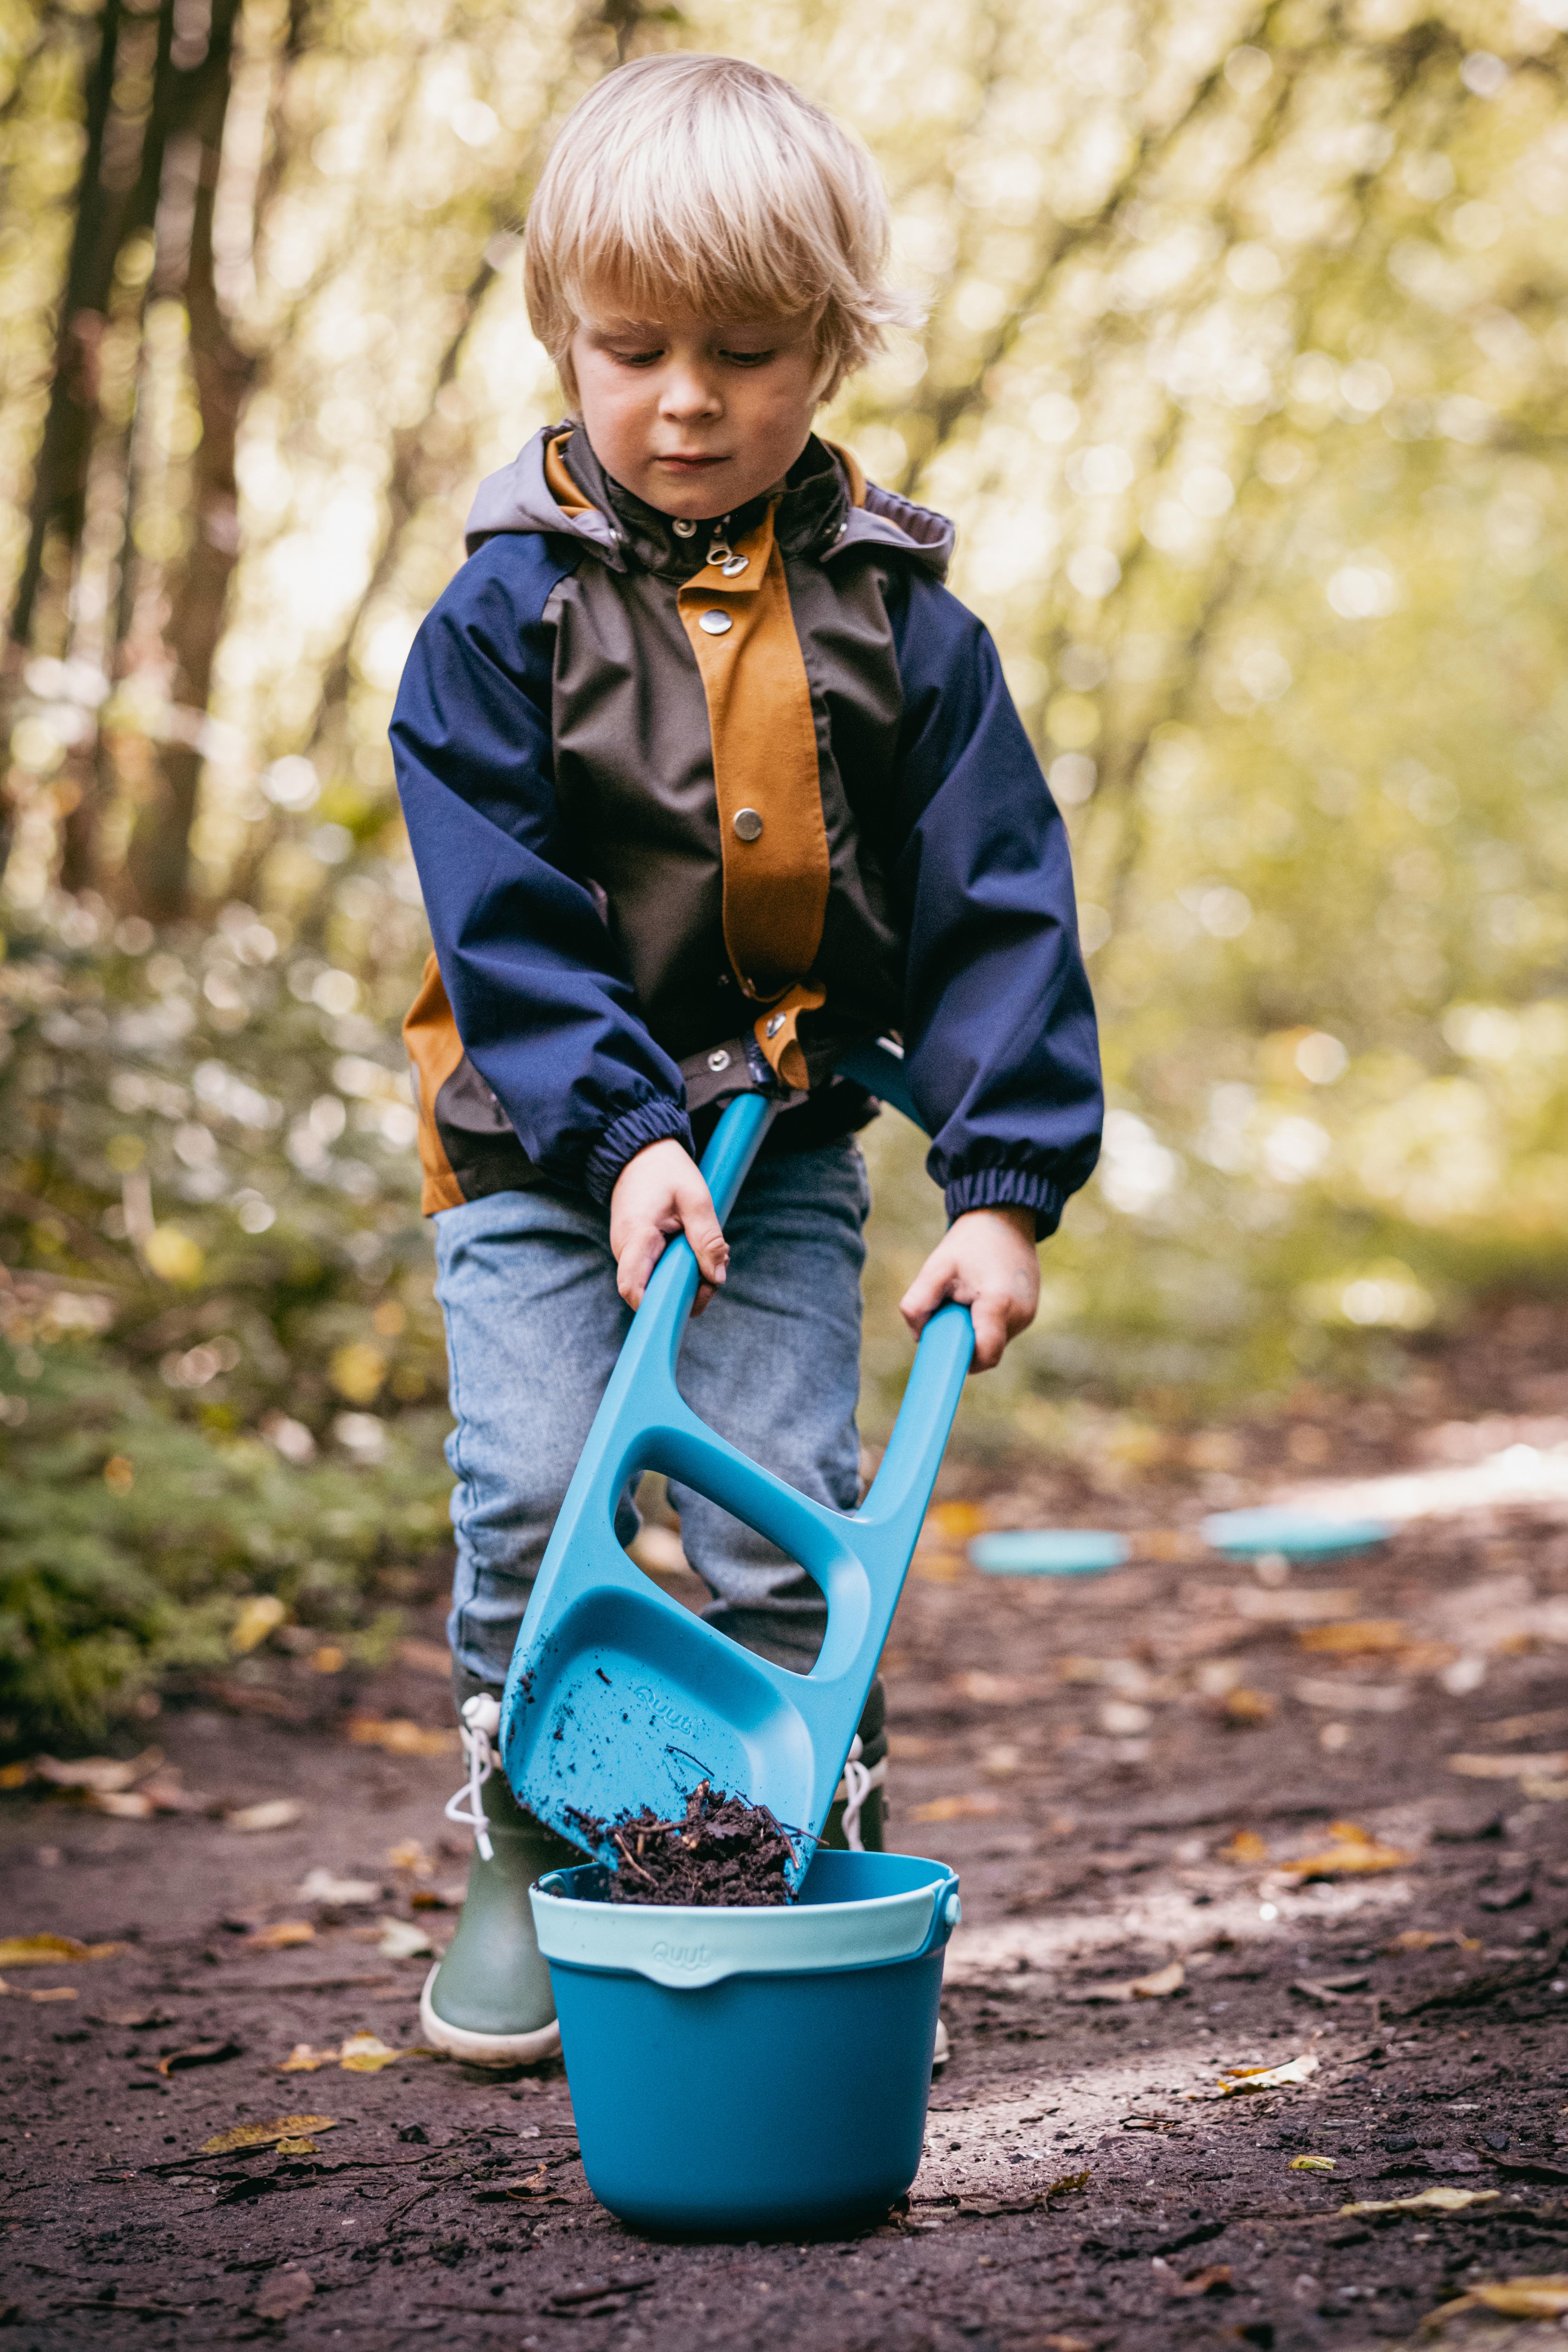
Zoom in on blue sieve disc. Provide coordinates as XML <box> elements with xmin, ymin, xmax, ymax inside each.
<box><xmin>967</xmin><ymin>1529</ymin><xmax>1129</xmax><ymax>1577</ymax></box>
<box><xmin>1201</xmin><ymin>1509</ymin><xmax>1392</xmax><ymax>1559</ymax></box>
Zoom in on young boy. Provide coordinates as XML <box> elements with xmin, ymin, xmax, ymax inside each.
<box><xmin>391</xmin><ymin>53</ymin><xmax>1102</xmax><ymax>2065</ymax></box>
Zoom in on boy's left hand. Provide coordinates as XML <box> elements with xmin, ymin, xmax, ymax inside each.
<box><xmin>899</xmin><ymin>1207</ymin><xmax>1039</xmax><ymax>1372</ymax></box>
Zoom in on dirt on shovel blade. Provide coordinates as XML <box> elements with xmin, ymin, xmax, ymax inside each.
<box><xmin>575</xmin><ymin>1779</ymin><xmax>797</xmax><ymax>1907</ymax></box>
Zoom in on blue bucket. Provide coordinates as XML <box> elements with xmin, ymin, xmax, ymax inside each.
<box><xmin>531</xmin><ymin>1849</ymin><xmax>960</xmax><ymax>2234</ymax></box>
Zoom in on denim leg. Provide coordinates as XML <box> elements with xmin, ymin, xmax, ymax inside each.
<box><xmin>434</xmin><ymin>1143</ymin><xmax>869</xmax><ymax>1691</ymax></box>
<box><xmin>672</xmin><ymin>1144</ymin><xmax>869</xmax><ymax>1672</ymax></box>
<box><xmin>435</xmin><ymin>1185</ymin><xmax>636</xmax><ymax>1691</ymax></box>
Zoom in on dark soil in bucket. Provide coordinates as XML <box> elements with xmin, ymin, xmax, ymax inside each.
<box><xmin>569</xmin><ymin>1779</ymin><xmax>797</xmax><ymax>1907</ymax></box>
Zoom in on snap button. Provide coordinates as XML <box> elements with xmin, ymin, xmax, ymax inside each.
<box><xmin>721</xmin><ymin>554</ymin><xmax>748</xmax><ymax>576</ymax></box>
<box><xmin>765</xmin><ymin>1012</ymin><xmax>786</xmax><ymax>1039</ymax></box>
<box><xmin>698</xmin><ymin>609</ymin><xmax>732</xmax><ymax>636</ymax></box>
<box><xmin>732</xmin><ymin>807</ymin><xmax>763</xmax><ymax>842</ymax></box>
<box><xmin>672</xmin><ymin>518</ymin><xmax>697</xmax><ymax>538</ymax></box>
<box><xmin>706</xmin><ymin>1047</ymin><xmax>731</xmax><ymax>1074</ymax></box>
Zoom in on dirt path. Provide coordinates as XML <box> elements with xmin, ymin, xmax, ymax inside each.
<box><xmin>5</xmin><ymin>1387</ymin><xmax>1568</xmax><ymax>2349</ymax></box>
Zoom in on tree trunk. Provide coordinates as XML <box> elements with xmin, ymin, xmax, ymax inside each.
<box><xmin>123</xmin><ymin>0</ymin><xmax>249</xmax><ymax>921</ymax></box>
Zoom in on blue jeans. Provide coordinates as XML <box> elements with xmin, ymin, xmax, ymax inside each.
<box><xmin>434</xmin><ymin>1143</ymin><xmax>871</xmax><ymax>1692</ymax></box>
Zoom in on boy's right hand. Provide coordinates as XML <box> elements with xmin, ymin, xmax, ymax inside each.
<box><xmin>608</xmin><ymin>1139</ymin><xmax>730</xmax><ymax>1315</ymax></box>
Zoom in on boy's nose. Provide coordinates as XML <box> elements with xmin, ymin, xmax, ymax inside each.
<box><xmin>659</xmin><ymin>367</ymin><xmax>722</xmax><ymax>422</ymax></box>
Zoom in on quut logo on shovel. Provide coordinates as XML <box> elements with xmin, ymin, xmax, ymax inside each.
<box><xmin>631</xmin><ymin>1684</ymin><xmax>708</xmax><ymax>1740</ymax></box>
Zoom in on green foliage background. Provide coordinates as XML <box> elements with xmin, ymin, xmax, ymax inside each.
<box><xmin>1</xmin><ymin>0</ymin><xmax>1565</xmax><ymax>1738</ymax></box>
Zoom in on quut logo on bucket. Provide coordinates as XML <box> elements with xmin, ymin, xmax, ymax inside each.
<box><xmin>631</xmin><ymin>1684</ymin><xmax>708</xmax><ymax>1740</ymax></box>
<box><xmin>650</xmin><ymin>1940</ymin><xmax>711</xmax><ymax>1970</ymax></box>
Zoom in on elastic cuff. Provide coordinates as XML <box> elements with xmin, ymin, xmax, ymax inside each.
<box><xmin>583</xmin><ymin>1096</ymin><xmax>694</xmax><ymax>1206</ymax></box>
<box><xmin>944</xmin><ymin>1167</ymin><xmax>1065</xmax><ymax>1242</ymax></box>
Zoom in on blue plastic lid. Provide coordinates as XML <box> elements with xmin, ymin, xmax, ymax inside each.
<box><xmin>1201</xmin><ymin>1509</ymin><xmax>1392</xmax><ymax>1559</ymax></box>
<box><xmin>967</xmin><ymin>1529</ymin><xmax>1129</xmax><ymax>1577</ymax></box>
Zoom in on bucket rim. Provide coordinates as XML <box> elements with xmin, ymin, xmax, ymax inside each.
<box><xmin>531</xmin><ymin>1850</ymin><xmax>960</xmax><ymax>1989</ymax></box>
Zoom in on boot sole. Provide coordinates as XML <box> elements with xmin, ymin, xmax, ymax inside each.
<box><xmin>419</xmin><ymin>1963</ymin><xmax>562</xmax><ymax>2066</ymax></box>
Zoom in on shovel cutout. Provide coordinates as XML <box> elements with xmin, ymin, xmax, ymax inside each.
<box><xmin>499</xmin><ymin>1044</ymin><xmax>973</xmax><ymax>1889</ymax></box>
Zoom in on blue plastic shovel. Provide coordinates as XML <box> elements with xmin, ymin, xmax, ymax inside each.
<box><xmin>498</xmin><ymin>1043</ymin><xmax>973</xmax><ymax>1889</ymax></box>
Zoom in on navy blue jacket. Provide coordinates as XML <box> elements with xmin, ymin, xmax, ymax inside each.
<box><xmin>391</xmin><ymin>426</ymin><xmax>1101</xmax><ymax>1231</ymax></box>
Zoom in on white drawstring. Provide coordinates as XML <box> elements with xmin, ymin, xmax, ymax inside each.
<box><xmin>834</xmin><ymin>1734</ymin><xmax>888</xmax><ymax>1853</ymax></box>
<box><xmin>445</xmin><ymin>1694</ymin><xmax>501</xmax><ymax>1862</ymax></box>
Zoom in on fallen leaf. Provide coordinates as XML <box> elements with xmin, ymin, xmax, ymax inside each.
<box><xmin>1447</xmin><ymin>1751</ymin><xmax>1568</xmax><ymax>1780</ymax></box>
<box><xmin>1217</xmin><ymin>1829</ymin><xmax>1270</xmax><ymax>1865</ymax></box>
<box><xmin>1477</xmin><ymin>1879</ymin><xmax>1533</xmax><ymax>1912</ymax></box>
<box><xmin>1520</xmin><ymin>1776</ymin><xmax>1568</xmax><ymax>1801</ymax></box>
<box><xmin>1486</xmin><ymin>2154</ymin><xmax>1568</xmax><ymax>2185</ymax></box>
<box><xmin>0</xmin><ymin>1758</ymin><xmax>31</xmax><ymax>1787</ymax></box>
<box><xmin>1173</xmin><ymin>2264</ymin><xmax>1234</xmax><ymax>2297</ymax></box>
<box><xmin>278</xmin><ymin>2044</ymin><xmax>339</xmax><ymax>2072</ymax></box>
<box><xmin>338</xmin><ymin>2031</ymin><xmax>403</xmax><ymax>2072</ymax></box>
<box><xmin>0</xmin><ymin>1976</ymin><xmax>79</xmax><ymax>2002</ymax></box>
<box><xmin>1384</xmin><ymin>1929</ymin><xmax>1481</xmax><ymax>1954</ymax></box>
<box><xmin>158</xmin><ymin>2038</ymin><xmax>242</xmax><ymax>2076</ymax></box>
<box><xmin>232</xmin><ymin>1595</ymin><xmax>288</xmax><ymax>1654</ymax></box>
<box><xmin>85</xmin><ymin>1790</ymin><xmax>154</xmax><ymax>1819</ymax></box>
<box><xmin>245</xmin><ymin>1920</ymin><xmax>315</xmax><ymax>1950</ymax></box>
<box><xmin>198</xmin><ymin>2115</ymin><xmax>338</xmax><ymax>2155</ymax></box>
<box><xmin>373</xmin><ymin>1918</ymin><xmax>434</xmax><ymax>1960</ymax></box>
<box><xmin>909</xmin><ymin>1793</ymin><xmax>1002</xmax><ymax>1823</ymax></box>
<box><xmin>1294</xmin><ymin>1678</ymin><xmax>1410</xmax><ymax>1715</ymax></box>
<box><xmin>1221</xmin><ymin>1689</ymin><xmax>1274</xmax><ymax>1726</ymax></box>
<box><xmin>929</xmin><ymin>1501</ymin><xmax>990</xmax><ymax>1541</ymax></box>
<box><xmin>346</xmin><ymin>1716</ymin><xmax>457</xmax><ymax>1758</ymax></box>
<box><xmin>948</xmin><ymin>1671</ymin><xmax>1049</xmax><ymax>1703</ymax></box>
<box><xmin>1470</xmin><ymin>2276</ymin><xmax>1568</xmax><ymax>2316</ymax></box>
<box><xmin>226</xmin><ymin>1799</ymin><xmax>301</xmax><ymax>1833</ymax></box>
<box><xmin>272</xmin><ymin>2138</ymin><xmax>318</xmax><ymax>2156</ymax></box>
<box><xmin>1232</xmin><ymin>1587</ymin><xmax>1361</xmax><ymax>1623</ymax></box>
<box><xmin>386</xmin><ymin>1838</ymin><xmax>434</xmax><ymax>1876</ymax></box>
<box><xmin>1298</xmin><ymin>1620</ymin><xmax>1409</xmax><ymax>1655</ymax></box>
<box><xmin>1218</xmin><ymin>2054</ymin><xmax>1319</xmax><ymax>2096</ymax></box>
<box><xmin>0</xmin><ymin>1935</ymin><xmax>127</xmax><ymax>1965</ymax></box>
<box><xmin>1072</xmin><ymin>1960</ymin><xmax>1185</xmax><ymax>2004</ymax></box>
<box><xmin>1048</xmin><ymin>2168</ymin><xmax>1091</xmax><ymax>2198</ymax></box>
<box><xmin>1426</xmin><ymin>2273</ymin><xmax>1568</xmax><ymax>2327</ymax></box>
<box><xmin>1290</xmin><ymin>2154</ymin><xmax>1337</xmax><ymax>2172</ymax></box>
<box><xmin>1279</xmin><ymin>1820</ymin><xmax>1413</xmax><ymax>1877</ymax></box>
<box><xmin>33</xmin><ymin>1747</ymin><xmax>162</xmax><ymax>1793</ymax></box>
<box><xmin>1338</xmin><ymin>2186</ymin><xmax>1496</xmax><ymax>2217</ymax></box>
<box><xmin>253</xmin><ymin>2267</ymin><xmax>314</xmax><ymax>2320</ymax></box>
<box><xmin>133</xmin><ymin>1774</ymin><xmax>205</xmax><ymax>1814</ymax></box>
<box><xmin>298</xmin><ymin>1869</ymin><xmax>380</xmax><ymax>1905</ymax></box>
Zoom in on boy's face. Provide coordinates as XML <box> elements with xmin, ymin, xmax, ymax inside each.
<box><xmin>569</xmin><ymin>301</ymin><xmax>821</xmax><ymax>520</ymax></box>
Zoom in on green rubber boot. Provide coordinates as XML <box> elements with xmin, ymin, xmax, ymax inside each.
<box><xmin>419</xmin><ymin>1694</ymin><xmax>579</xmax><ymax>2067</ymax></box>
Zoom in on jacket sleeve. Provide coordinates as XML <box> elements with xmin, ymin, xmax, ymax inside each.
<box><xmin>886</xmin><ymin>570</ymin><xmax>1103</xmax><ymax>1235</ymax></box>
<box><xmin>390</xmin><ymin>535</ymin><xmax>692</xmax><ymax>1202</ymax></box>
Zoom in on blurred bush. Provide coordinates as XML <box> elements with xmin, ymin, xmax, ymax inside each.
<box><xmin>0</xmin><ymin>891</ymin><xmax>453</xmax><ymax>1744</ymax></box>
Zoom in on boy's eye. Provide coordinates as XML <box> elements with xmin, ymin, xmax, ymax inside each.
<box><xmin>721</xmin><ymin>348</ymin><xmax>775</xmax><ymax>367</ymax></box>
<box><xmin>611</xmin><ymin>347</ymin><xmax>665</xmax><ymax>367</ymax></box>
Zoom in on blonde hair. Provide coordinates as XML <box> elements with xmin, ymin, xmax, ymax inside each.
<box><xmin>524</xmin><ymin>54</ymin><xmax>920</xmax><ymax>406</ymax></box>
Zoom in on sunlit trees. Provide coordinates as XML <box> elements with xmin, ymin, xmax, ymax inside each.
<box><xmin>2</xmin><ymin>0</ymin><xmax>1566</xmax><ymax>1727</ymax></box>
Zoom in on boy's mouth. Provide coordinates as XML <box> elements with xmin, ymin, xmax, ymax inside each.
<box><xmin>655</xmin><ymin>452</ymin><xmax>729</xmax><ymax>471</ymax></box>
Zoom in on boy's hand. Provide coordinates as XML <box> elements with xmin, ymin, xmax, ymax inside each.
<box><xmin>899</xmin><ymin>1207</ymin><xmax>1039</xmax><ymax>1372</ymax></box>
<box><xmin>609</xmin><ymin>1139</ymin><xmax>730</xmax><ymax>1315</ymax></box>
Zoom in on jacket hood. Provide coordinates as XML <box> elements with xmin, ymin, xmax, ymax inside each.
<box><xmin>463</xmin><ymin>424</ymin><xmax>954</xmax><ymax>583</ymax></box>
